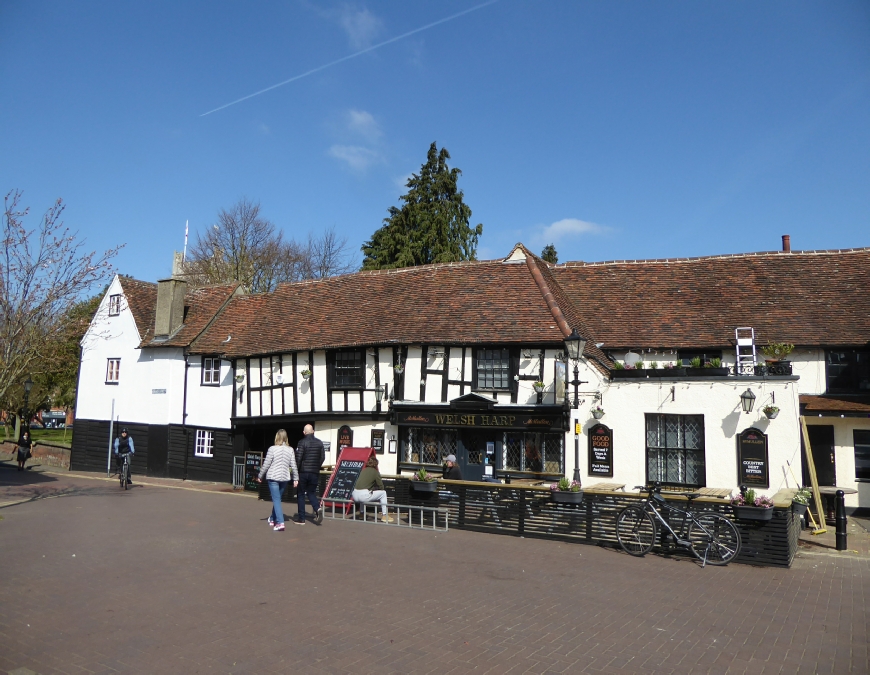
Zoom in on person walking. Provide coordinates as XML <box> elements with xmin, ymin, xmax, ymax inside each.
<box><xmin>15</xmin><ymin>430</ymin><xmax>34</xmax><ymax>471</ymax></box>
<box><xmin>294</xmin><ymin>424</ymin><xmax>325</xmax><ymax>526</ymax></box>
<box><xmin>113</xmin><ymin>428</ymin><xmax>135</xmax><ymax>484</ymax></box>
<box><xmin>351</xmin><ymin>456</ymin><xmax>393</xmax><ymax>523</ymax></box>
<box><xmin>256</xmin><ymin>429</ymin><xmax>299</xmax><ymax>532</ymax></box>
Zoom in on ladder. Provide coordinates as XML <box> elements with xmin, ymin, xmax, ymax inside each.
<box><xmin>735</xmin><ymin>327</ymin><xmax>757</xmax><ymax>375</ymax></box>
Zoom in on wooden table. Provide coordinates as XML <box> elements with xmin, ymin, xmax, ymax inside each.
<box><xmin>815</xmin><ymin>486</ymin><xmax>858</xmax><ymax>525</ymax></box>
<box><xmin>696</xmin><ymin>487</ymin><xmax>733</xmax><ymax>499</ymax></box>
<box><xmin>585</xmin><ymin>482</ymin><xmax>626</xmax><ymax>492</ymax></box>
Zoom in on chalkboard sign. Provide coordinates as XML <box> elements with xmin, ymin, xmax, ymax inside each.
<box><xmin>322</xmin><ymin>447</ymin><xmax>374</xmax><ymax>506</ymax></box>
<box><xmin>737</xmin><ymin>427</ymin><xmax>769</xmax><ymax>488</ymax></box>
<box><xmin>244</xmin><ymin>451</ymin><xmax>264</xmax><ymax>492</ymax></box>
<box><xmin>371</xmin><ymin>429</ymin><xmax>385</xmax><ymax>455</ymax></box>
<box><xmin>588</xmin><ymin>424</ymin><xmax>613</xmax><ymax>477</ymax></box>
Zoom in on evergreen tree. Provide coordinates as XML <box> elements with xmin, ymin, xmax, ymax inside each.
<box><xmin>541</xmin><ymin>244</ymin><xmax>558</xmax><ymax>264</ymax></box>
<box><xmin>361</xmin><ymin>143</ymin><xmax>482</xmax><ymax>270</ymax></box>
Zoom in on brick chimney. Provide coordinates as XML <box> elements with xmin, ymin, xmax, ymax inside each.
<box><xmin>782</xmin><ymin>234</ymin><xmax>791</xmax><ymax>253</ymax></box>
<box><xmin>154</xmin><ymin>253</ymin><xmax>187</xmax><ymax>337</ymax></box>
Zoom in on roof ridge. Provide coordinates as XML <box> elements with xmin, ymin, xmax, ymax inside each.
<box><xmin>558</xmin><ymin>247</ymin><xmax>870</xmax><ymax>268</ymax></box>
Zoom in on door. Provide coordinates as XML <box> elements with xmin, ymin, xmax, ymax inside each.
<box><xmin>458</xmin><ymin>431</ymin><xmax>491</xmax><ymax>482</ymax></box>
<box><xmin>147</xmin><ymin>425</ymin><xmax>169</xmax><ymax>477</ymax></box>
<box><xmin>803</xmin><ymin>425</ymin><xmax>836</xmax><ymax>486</ymax></box>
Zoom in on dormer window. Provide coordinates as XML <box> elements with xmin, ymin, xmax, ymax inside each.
<box><xmin>108</xmin><ymin>294</ymin><xmax>122</xmax><ymax>316</ymax></box>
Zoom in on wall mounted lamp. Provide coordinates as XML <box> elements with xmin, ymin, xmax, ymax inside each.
<box><xmin>740</xmin><ymin>388</ymin><xmax>756</xmax><ymax>414</ymax></box>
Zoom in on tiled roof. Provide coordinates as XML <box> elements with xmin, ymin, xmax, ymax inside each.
<box><xmin>139</xmin><ymin>283</ymin><xmax>240</xmax><ymax>348</ymax></box>
<box><xmin>552</xmin><ymin>248</ymin><xmax>870</xmax><ymax>349</ymax></box>
<box><xmin>118</xmin><ymin>277</ymin><xmax>156</xmax><ymax>340</ymax></box>
<box><xmin>800</xmin><ymin>394</ymin><xmax>870</xmax><ymax>414</ymax></box>
<box><xmin>191</xmin><ymin>258</ymin><xmax>572</xmax><ymax>357</ymax></box>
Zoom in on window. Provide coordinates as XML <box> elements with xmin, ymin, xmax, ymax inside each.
<box><xmin>106</xmin><ymin>358</ymin><xmax>120</xmax><ymax>384</ymax></box>
<box><xmin>195</xmin><ymin>430</ymin><xmax>214</xmax><ymax>457</ymax></box>
<box><xmin>404</xmin><ymin>428</ymin><xmax>457</xmax><ymax>465</ymax></box>
<box><xmin>855</xmin><ymin>430</ymin><xmax>870</xmax><ymax>482</ymax></box>
<box><xmin>202</xmin><ymin>357</ymin><xmax>221</xmax><ymax>385</ymax></box>
<box><xmin>476</xmin><ymin>348</ymin><xmax>511</xmax><ymax>390</ymax></box>
<box><xmin>330</xmin><ymin>350</ymin><xmax>364</xmax><ymax>388</ymax></box>
<box><xmin>504</xmin><ymin>432</ymin><xmax>563</xmax><ymax>474</ymax></box>
<box><xmin>827</xmin><ymin>350</ymin><xmax>870</xmax><ymax>393</ymax></box>
<box><xmin>108</xmin><ymin>294</ymin><xmax>122</xmax><ymax>316</ymax></box>
<box><xmin>646</xmin><ymin>414</ymin><xmax>706</xmax><ymax>488</ymax></box>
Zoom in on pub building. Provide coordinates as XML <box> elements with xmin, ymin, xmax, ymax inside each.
<box><xmin>71</xmin><ymin>242</ymin><xmax>870</xmax><ymax>510</ymax></box>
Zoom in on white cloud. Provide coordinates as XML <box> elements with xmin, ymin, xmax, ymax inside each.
<box><xmin>338</xmin><ymin>4</ymin><xmax>384</xmax><ymax>49</ymax></box>
<box><xmin>533</xmin><ymin>218</ymin><xmax>609</xmax><ymax>244</ymax></box>
<box><xmin>346</xmin><ymin>109</ymin><xmax>381</xmax><ymax>142</ymax></box>
<box><xmin>328</xmin><ymin>144</ymin><xmax>381</xmax><ymax>171</ymax></box>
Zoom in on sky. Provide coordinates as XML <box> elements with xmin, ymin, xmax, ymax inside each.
<box><xmin>1</xmin><ymin>1</ymin><xmax>868</xmax><ymax>283</ymax></box>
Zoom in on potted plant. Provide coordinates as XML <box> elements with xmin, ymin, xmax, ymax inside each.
<box><xmin>532</xmin><ymin>380</ymin><xmax>545</xmax><ymax>393</ymax></box>
<box><xmin>703</xmin><ymin>357</ymin><xmax>730</xmax><ymax>376</ymax></box>
<box><xmin>410</xmin><ymin>467</ymin><xmax>438</xmax><ymax>492</ymax></box>
<box><xmin>611</xmin><ymin>361</ymin><xmax>644</xmax><ymax>379</ymax></box>
<box><xmin>591</xmin><ymin>405</ymin><xmax>605</xmax><ymax>419</ymax></box>
<box><xmin>730</xmin><ymin>488</ymin><xmax>775</xmax><ymax>521</ymax></box>
<box><xmin>301</xmin><ymin>368</ymin><xmax>312</xmax><ymax>380</ymax></box>
<box><xmin>394</xmin><ymin>363</ymin><xmax>404</xmax><ymax>375</ymax></box>
<box><xmin>763</xmin><ymin>405</ymin><xmax>780</xmax><ymax>420</ymax></box>
<box><xmin>760</xmin><ymin>342</ymin><xmax>794</xmax><ymax>363</ymax></box>
<box><xmin>550</xmin><ymin>477</ymin><xmax>583</xmax><ymax>504</ymax></box>
<box><xmin>791</xmin><ymin>487</ymin><xmax>811</xmax><ymax>516</ymax></box>
<box><xmin>664</xmin><ymin>361</ymin><xmax>687</xmax><ymax>376</ymax></box>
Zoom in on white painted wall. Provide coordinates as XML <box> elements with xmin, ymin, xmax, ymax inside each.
<box><xmin>804</xmin><ymin>417</ymin><xmax>870</xmax><ymax>508</ymax></box>
<box><xmin>185</xmin><ymin>355</ymin><xmax>234</xmax><ymax>429</ymax></box>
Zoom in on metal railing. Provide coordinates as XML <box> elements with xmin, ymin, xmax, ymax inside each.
<box><xmin>322</xmin><ymin>498</ymin><xmax>449</xmax><ymax>532</ymax></box>
<box><xmin>232</xmin><ymin>456</ymin><xmax>244</xmax><ymax>490</ymax></box>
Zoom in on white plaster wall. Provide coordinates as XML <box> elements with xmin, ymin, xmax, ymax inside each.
<box><xmin>185</xmin><ymin>356</ymin><xmax>234</xmax><ymax>429</ymax></box>
<box><xmin>309</xmin><ymin>418</ymin><xmax>400</xmax><ymax>474</ymax></box>
<box><xmin>790</xmin><ymin>349</ymin><xmax>826</xmax><ymax>394</ymax></box>
<box><xmin>564</xmin><ymin>378</ymin><xmax>802</xmax><ymax>499</ymax></box>
<box><xmin>804</xmin><ymin>417</ymin><xmax>870</xmax><ymax>508</ymax></box>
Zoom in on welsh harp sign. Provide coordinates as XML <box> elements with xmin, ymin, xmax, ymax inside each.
<box><xmin>736</xmin><ymin>427</ymin><xmax>769</xmax><ymax>488</ymax></box>
<box><xmin>395</xmin><ymin>411</ymin><xmax>561</xmax><ymax>430</ymax></box>
<box><xmin>588</xmin><ymin>423</ymin><xmax>613</xmax><ymax>477</ymax></box>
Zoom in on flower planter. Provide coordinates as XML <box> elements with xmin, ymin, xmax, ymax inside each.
<box><xmin>764</xmin><ymin>409</ymin><xmax>779</xmax><ymax>420</ymax></box>
<box><xmin>732</xmin><ymin>505</ymin><xmax>774</xmax><ymax>521</ymax></box>
<box><xmin>533</xmin><ymin>385</ymin><xmax>544</xmax><ymax>394</ymax></box>
<box><xmin>591</xmin><ymin>410</ymin><xmax>605</xmax><ymax>419</ymax></box>
<box><xmin>551</xmin><ymin>490</ymin><xmax>584</xmax><ymax>504</ymax></box>
<box><xmin>611</xmin><ymin>370</ymin><xmax>645</xmax><ymax>379</ymax></box>
<box><xmin>791</xmin><ymin>502</ymin><xmax>808</xmax><ymax>517</ymax></box>
<box><xmin>302</xmin><ymin>372</ymin><xmax>311</xmax><ymax>380</ymax></box>
<box><xmin>765</xmin><ymin>360</ymin><xmax>793</xmax><ymax>376</ymax></box>
<box><xmin>411</xmin><ymin>480</ymin><xmax>438</xmax><ymax>493</ymax></box>
<box><xmin>660</xmin><ymin>368</ymin><xmax>687</xmax><ymax>377</ymax></box>
<box><xmin>686</xmin><ymin>367</ymin><xmax>730</xmax><ymax>377</ymax></box>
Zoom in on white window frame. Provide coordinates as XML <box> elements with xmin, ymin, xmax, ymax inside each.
<box><xmin>195</xmin><ymin>430</ymin><xmax>214</xmax><ymax>457</ymax></box>
<box><xmin>108</xmin><ymin>294</ymin><xmax>122</xmax><ymax>316</ymax></box>
<box><xmin>202</xmin><ymin>357</ymin><xmax>221</xmax><ymax>385</ymax></box>
<box><xmin>106</xmin><ymin>358</ymin><xmax>120</xmax><ymax>384</ymax></box>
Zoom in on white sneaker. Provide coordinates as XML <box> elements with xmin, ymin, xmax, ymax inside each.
<box><xmin>381</xmin><ymin>514</ymin><xmax>394</xmax><ymax>523</ymax></box>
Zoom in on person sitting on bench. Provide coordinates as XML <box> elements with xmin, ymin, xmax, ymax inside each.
<box><xmin>351</xmin><ymin>456</ymin><xmax>394</xmax><ymax>523</ymax></box>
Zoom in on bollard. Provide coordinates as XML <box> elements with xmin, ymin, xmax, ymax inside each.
<box><xmin>835</xmin><ymin>489</ymin><xmax>847</xmax><ymax>551</ymax></box>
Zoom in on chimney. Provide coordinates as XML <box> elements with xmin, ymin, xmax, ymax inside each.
<box><xmin>782</xmin><ymin>234</ymin><xmax>791</xmax><ymax>253</ymax></box>
<box><xmin>155</xmin><ymin>254</ymin><xmax>187</xmax><ymax>337</ymax></box>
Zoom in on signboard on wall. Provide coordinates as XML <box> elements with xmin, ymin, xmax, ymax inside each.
<box><xmin>395</xmin><ymin>411</ymin><xmax>562</xmax><ymax>430</ymax></box>
<box><xmin>243</xmin><ymin>451</ymin><xmax>263</xmax><ymax>492</ymax></box>
<box><xmin>371</xmin><ymin>429</ymin><xmax>385</xmax><ymax>455</ymax></box>
<box><xmin>337</xmin><ymin>425</ymin><xmax>353</xmax><ymax>459</ymax></box>
<box><xmin>588</xmin><ymin>424</ymin><xmax>613</xmax><ymax>478</ymax></box>
<box><xmin>555</xmin><ymin>361</ymin><xmax>566</xmax><ymax>404</ymax></box>
<box><xmin>737</xmin><ymin>427</ymin><xmax>769</xmax><ymax>488</ymax></box>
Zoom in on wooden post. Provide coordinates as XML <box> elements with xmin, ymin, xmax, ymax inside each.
<box><xmin>799</xmin><ymin>416</ymin><xmax>827</xmax><ymax>534</ymax></box>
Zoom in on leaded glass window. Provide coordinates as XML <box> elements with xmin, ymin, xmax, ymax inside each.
<box><xmin>503</xmin><ymin>432</ymin><xmax>563</xmax><ymax>473</ymax></box>
<box><xmin>330</xmin><ymin>350</ymin><xmax>364</xmax><ymax>388</ymax></box>
<box><xmin>404</xmin><ymin>428</ymin><xmax>457</xmax><ymax>465</ymax></box>
<box><xmin>476</xmin><ymin>348</ymin><xmax>510</xmax><ymax>390</ymax></box>
<box><xmin>646</xmin><ymin>414</ymin><xmax>705</xmax><ymax>487</ymax></box>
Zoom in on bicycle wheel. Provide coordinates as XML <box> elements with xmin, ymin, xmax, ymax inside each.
<box><xmin>687</xmin><ymin>513</ymin><xmax>741</xmax><ymax>565</ymax></box>
<box><xmin>122</xmin><ymin>463</ymin><xmax>128</xmax><ymax>490</ymax></box>
<box><xmin>616</xmin><ymin>505</ymin><xmax>656</xmax><ymax>556</ymax></box>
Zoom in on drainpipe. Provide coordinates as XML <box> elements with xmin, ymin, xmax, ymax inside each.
<box><xmin>182</xmin><ymin>352</ymin><xmax>190</xmax><ymax>480</ymax></box>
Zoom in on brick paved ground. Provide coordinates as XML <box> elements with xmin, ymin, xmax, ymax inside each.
<box><xmin>1</xmin><ymin>466</ymin><xmax>868</xmax><ymax>675</ymax></box>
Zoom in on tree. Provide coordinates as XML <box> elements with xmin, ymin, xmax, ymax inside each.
<box><xmin>0</xmin><ymin>190</ymin><xmax>120</xmax><ymax>419</ymax></box>
<box><xmin>361</xmin><ymin>142</ymin><xmax>483</xmax><ymax>270</ymax></box>
<box><xmin>184</xmin><ymin>199</ymin><xmax>355</xmax><ymax>292</ymax></box>
<box><xmin>541</xmin><ymin>244</ymin><xmax>558</xmax><ymax>264</ymax></box>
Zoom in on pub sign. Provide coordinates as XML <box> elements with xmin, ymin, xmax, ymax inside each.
<box><xmin>337</xmin><ymin>425</ymin><xmax>353</xmax><ymax>459</ymax></box>
<box><xmin>588</xmin><ymin>423</ymin><xmax>613</xmax><ymax>478</ymax></box>
<box><xmin>737</xmin><ymin>427</ymin><xmax>769</xmax><ymax>488</ymax></box>
<box><xmin>371</xmin><ymin>429</ymin><xmax>385</xmax><ymax>455</ymax></box>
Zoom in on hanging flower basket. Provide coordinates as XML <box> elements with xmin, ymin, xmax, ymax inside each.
<box><xmin>301</xmin><ymin>369</ymin><xmax>312</xmax><ymax>380</ymax></box>
<box><xmin>532</xmin><ymin>381</ymin><xmax>545</xmax><ymax>393</ymax></box>
<box><xmin>763</xmin><ymin>405</ymin><xmax>779</xmax><ymax>420</ymax></box>
<box><xmin>591</xmin><ymin>406</ymin><xmax>605</xmax><ymax>419</ymax></box>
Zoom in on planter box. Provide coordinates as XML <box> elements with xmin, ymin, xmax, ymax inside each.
<box><xmin>764</xmin><ymin>409</ymin><xmax>779</xmax><ymax>420</ymax></box>
<box><xmin>551</xmin><ymin>490</ymin><xmax>584</xmax><ymax>504</ymax></box>
<box><xmin>765</xmin><ymin>361</ymin><xmax>793</xmax><ymax>376</ymax></box>
<box><xmin>791</xmin><ymin>502</ymin><xmax>808</xmax><ymax>517</ymax></box>
<box><xmin>591</xmin><ymin>410</ymin><xmax>605</xmax><ymax>419</ymax></box>
<box><xmin>611</xmin><ymin>370</ymin><xmax>645</xmax><ymax>379</ymax></box>
<box><xmin>732</xmin><ymin>505</ymin><xmax>774</xmax><ymax>521</ymax></box>
<box><xmin>411</xmin><ymin>480</ymin><xmax>439</xmax><ymax>493</ymax></box>
<box><xmin>686</xmin><ymin>367</ymin><xmax>730</xmax><ymax>377</ymax></box>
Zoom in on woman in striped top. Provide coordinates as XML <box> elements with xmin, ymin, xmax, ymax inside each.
<box><xmin>256</xmin><ymin>429</ymin><xmax>299</xmax><ymax>531</ymax></box>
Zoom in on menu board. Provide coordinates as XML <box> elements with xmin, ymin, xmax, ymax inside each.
<box><xmin>737</xmin><ymin>427</ymin><xmax>769</xmax><ymax>488</ymax></box>
<box><xmin>588</xmin><ymin>424</ymin><xmax>613</xmax><ymax>477</ymax></box>
<box><xmin>371</xmin><ymin>429</ymin><xmax>385</xmax><ymax>455</ymax></box>
<box><xmin>322</xmin><ymin>447</ymin><xmax>374</xmax><ymax>504</ymax></box>
<box><xmin>244</xmin><ymin>451</ymin><xmax>264</xmax><ymax>492</ymax></box>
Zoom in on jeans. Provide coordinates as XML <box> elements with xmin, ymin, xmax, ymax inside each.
<box><xmin>351</xmin><ymin>488</ymin><xmax>388</xmax><ymax>515</ymax></box>
<box><xmin>297</xmin><ymin>472</ymin><xmax>321</xmax><ymax>517</ymax></box>
<box><xmin>267</xmin><ymin>480</ymin><xmax>289</xmax><ymax>525</ymax></box>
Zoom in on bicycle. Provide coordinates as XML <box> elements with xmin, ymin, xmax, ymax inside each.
<box><xmin>118</xmin><ymin>452</ymin><xmax>131</xmax><ymax>490</ymax></box>
<box><xmin>616</xmin><ymin>483</ymin><xmax>741</xmax><ymax>567</ymax></box>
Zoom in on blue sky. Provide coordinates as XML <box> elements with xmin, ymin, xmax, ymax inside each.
<box><xmin>2</xmin><ymin>1</ymin><xmax>868</xmax><ymax>282</ymax></box>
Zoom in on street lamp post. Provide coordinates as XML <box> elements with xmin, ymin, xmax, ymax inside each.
<box><xmin>563</xmin><ymin>330</ymin><xmax>588</xmax><ymax>482</ymax></box>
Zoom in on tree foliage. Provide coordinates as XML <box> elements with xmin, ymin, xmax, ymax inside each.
<box><xmin>541</xmin><ymin>244</ymin><xmax>558</xmax><ymax>264</ymax></box>
<box><xmin>0</xmin><ymin>190</ymin><xmax>120</xmax><ymax>416</ymax></box>
<box><xmin>184</xmin><ymin>198</ymin><xmax>355</xmax><ymax>292</ymax></box>
<box><xmin>361</xmin><ymin>143</ymin><xmax>483</xmax><ymax>270</ymax></box>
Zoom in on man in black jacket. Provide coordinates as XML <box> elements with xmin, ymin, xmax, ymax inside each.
<box><xmin>293</xmin><ymin>424</ymin><xmax>325</xmax><ymax>525</ymax></box>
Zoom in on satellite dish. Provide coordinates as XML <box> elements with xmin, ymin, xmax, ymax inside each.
<box><xmin>624</xmin><ymin>351</ymin><xmax>641</xmax><ymax>366</ymax></box>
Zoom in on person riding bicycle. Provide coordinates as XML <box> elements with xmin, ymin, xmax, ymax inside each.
<box><xmin>114</xmin><ymin>428</ymin><xmax>135</xmax><ymax>484</ymax></box>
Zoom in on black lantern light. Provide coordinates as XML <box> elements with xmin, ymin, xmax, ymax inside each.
<box><xmin>564</xmin><ymin>329</ymin><xmax>588</xmax><ymax>362</ymax></box>
<box><xmin>740</xmin><ymin>388</ymin><xmax>756</xmax><ymax>414</ymax></box>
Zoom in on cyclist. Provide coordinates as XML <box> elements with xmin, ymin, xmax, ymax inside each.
<box><xmin>114</xmin><ymin>428</ymin><xmax>135</xmax><ymax>485</ymax></box>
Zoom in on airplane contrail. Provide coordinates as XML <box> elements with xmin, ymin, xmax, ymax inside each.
<box><xmin>201</xmin><ymin>0</ymin><xmax>499</xmax><ymax>117</ymax></box>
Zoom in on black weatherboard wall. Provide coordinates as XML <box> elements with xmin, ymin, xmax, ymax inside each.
<box><xmin>70</xmin><ymin>419</ymin><xmax>151</xmax><ymax>476</ymax></box>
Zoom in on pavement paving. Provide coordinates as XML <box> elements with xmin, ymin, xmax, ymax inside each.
<box><xmin>1</xmin><ymin>465</ymin><xmax>868</xmax><ymax>675</ymax></box>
